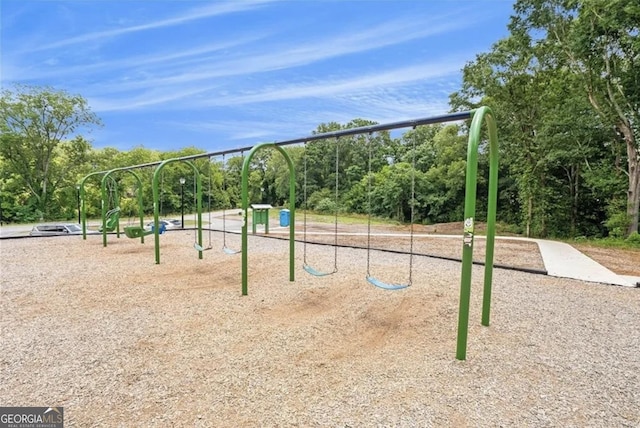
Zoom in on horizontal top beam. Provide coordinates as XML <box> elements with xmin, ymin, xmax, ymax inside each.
<box><xmin>91</xmin><ymin>110</ymin><xmax>473</xmax><ymax>174</ymax></box>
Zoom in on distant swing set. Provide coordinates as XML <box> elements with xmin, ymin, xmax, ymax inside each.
<box><xmin>78</xmin><ymin>107</ymin><xmax>499</xmax><ymax>360</ymax></box>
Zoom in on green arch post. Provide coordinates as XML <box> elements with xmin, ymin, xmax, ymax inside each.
<box><xmin>152</xmin><ymin>159</ymin><xmax>203</xmax><ymax>264</ymax></box>
<box><xmin>241</xmin><ymin>143</ymin><xmax>296</xmax><ymax>295</ymax></box>
<box><xmin>79</xmin><ymin>171</ymin><xmax>107</xmax><ymax>240</ymax></box>
<box><xmin>456</xmin><ymin>106</ymin><xmax>499</xmax><ymax>361</ymax></box>
<box><xmin>100</xmin><ymin>168</ymin><xmax>145</xmax><ymax>247</ymax></box>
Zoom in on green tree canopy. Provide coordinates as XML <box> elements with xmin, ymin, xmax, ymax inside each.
<box><xmin>0</xmin><ymin>85</ymin><xmax>102</xmax><ymax>220</ymax></box>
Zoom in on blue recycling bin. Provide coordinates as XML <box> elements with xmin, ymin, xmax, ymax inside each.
<box><xmin>151</xmin><ymin>222</ymin><xmax>166</xmax><ymax>234</ymax></box>
<box><xmin>279</xmin><ymin>209</ymin><xmax>290</xmax><ymax>227</ymax></box>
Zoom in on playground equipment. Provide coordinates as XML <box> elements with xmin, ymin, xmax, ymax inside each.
<box><xmin>194</xmin><ymin>157</ymin><xmax>217</xmax><ymax>252</ymax></box>
<box><xmin>194</xmin><ymin>166</ymin><xmax>212</xmax><ymax>252</ymax></box>
<box><xmin>124</xmin><ymin>224</ymin><xmax>155</xmax><ymax>238</ymax></box>
<box><xmin>99</xmin><ymin>207</ymin><xmax>121</xmax><ymax>232</ymax></box>
<box><xmin>79</xmin><ymin>171</ymin><xmax>107</xmax><ymax>239</ymax></box>
<box><xmin>241</xmin><ymin>143</ymin><xmax>296</xmax><ymax>296</ymax></box>
<box><xmin>221</xmin><ymin>153</ymin><xmax>241</xmax><ymax>255</ymax></box>
<box><xmin>99</xmin><ymin>175</ymin><xmax>120</xmax><ymax>240</ymax></box>
<box><xmin>79</xmin><ymin>166</ymin><xmax>148</xmax><ymax>241</ymax></box>
<box><xmin>123</xmin><ymin>183</ymin><xmax>152</xmax><ymax>239</ymax></box>
<box><xmin>365</xmin><ymin>132</ymin><xmax>415</xmax><ymax>291</ymax></box>
<box><xmin>152</xmin><ymin>159</ymin><xmax>203</xmax><ymax>264</ymax></box>
<box><xmin>78</xmin><ymin>107</ymin><xmax>497</xmax><ymax>361</ymax></box>
<box><xmin>302</xmin><ymin>138</ymin><xmax>340</xmax><ymax>277</ymax></box>
<box><xmin>239</xmin><ymin>107</ymin><xmax>498</xmax><ymax>361</ymax></box>
<box><xmin>100</xmin><ymin>168</ymin><xmax>146</xmax><ymax>247</ymax></box>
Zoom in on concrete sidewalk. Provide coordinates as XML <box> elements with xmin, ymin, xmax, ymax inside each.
<box><xmin>534</xmin><ymin>239</ymin><xmax>640</xmax><ymax>287</ymax></box>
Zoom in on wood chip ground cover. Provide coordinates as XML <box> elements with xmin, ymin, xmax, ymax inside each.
<box><xmin>1</xmin><ymin>230</ymin><xmax>639</xmax><ymax>427</ymax></box>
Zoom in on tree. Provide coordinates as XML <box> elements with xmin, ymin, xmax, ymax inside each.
<box><xmin>450</xmin><ymin>7</ymin><xmax>630</xmax><ymax>237</ymax></box>
<box><xmin>0</xmin><ymin>85</ymin><xmax>102</xmax><ymax>219</ymax></box>
<box><xmin>402</xmin><ymin>125</ymin><xmax>469</xmax><ymax>224</ymax></box>
<box><xmin>511</xmin><ymin>0</ymin><xmax>640</xmax><ymax>235</ymax></box>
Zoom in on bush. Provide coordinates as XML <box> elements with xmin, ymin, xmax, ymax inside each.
<box><xmin>315</xmin><ymin>197</ymin><xmax>337</xmax><ymax>214</ymax></box>
<box><xmin>495</xmin><ymin>222</ymin><xmax>523</xmax><ymax>235</ymax></box>
<box><xmin>626</xmin><ymin>232</ymin><xmax>640</xmax><ymax>247</ymax></box>
<box><xmin>307</xmin><ymin>189</ymin><xmax>333</xmax><ymax>211</ymax></box>
<box><xmin>605</xmin><ymin>212</ymin><xmax>630</xmax><ymax>238</ymax></box>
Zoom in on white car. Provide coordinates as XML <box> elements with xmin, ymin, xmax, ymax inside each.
<box><xmin>145</xmin><ymin>219</ymin><xmax>182</xmax><ymax>231</ymax></box>
<box><xmin>30</xmin><ymin>223</ymin><xmax>86</xmax><ymax>236</ymax></box>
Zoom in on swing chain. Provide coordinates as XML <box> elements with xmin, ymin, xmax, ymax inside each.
<box><xmin>333</xmin><ymin>137</ymin><xmax>339</xmax><ymax>273</ymax></box>
<box><xmin>366</xmin><ymin>132</ymin><xmax>372</xmax><ymax>278</ymax></box>
<box><xmin>303</xmin><ymin>141</ymin><xmax>309</xmax><ymax>265</ymax></box>
<box><xmin>408</xmin><ymin>127</ymin><xmax>417</xmax><ymax>286</ymax></box>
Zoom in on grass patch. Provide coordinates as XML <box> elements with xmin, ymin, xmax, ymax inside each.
<box><xmin>570</xmin><ymin>236</ymin><xmax>640</xmax><ymax>251</ymax></box>
<box><xmin>268</xmin><ymin>210</ymin><xmax>402</xmax><ymax>226</ymax></box>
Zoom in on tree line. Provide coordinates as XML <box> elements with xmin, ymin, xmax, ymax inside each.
<box><xmin>1</xmin><ymin>0</ymin><xmax>638</xmax><ymax>238</ymax></box>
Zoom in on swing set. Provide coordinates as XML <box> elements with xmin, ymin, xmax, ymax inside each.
<box><xmin>78</xmin><ymin>107</ymin><xmax>498</xmax><ymax>360</ymax></box>
<box><xmin>192</xmin><ymin>154</ymin><xmax>242</xmax><ymax>254</ymax></box>
<box><xmin>300</xmin><ymin>132</ymin><xmax>415</xmax><ymax>290</ymax></box>
<box><xmin>238</xmin><ymin>107</ymin><xmax>498</xmax><ymax>360</ymax></box>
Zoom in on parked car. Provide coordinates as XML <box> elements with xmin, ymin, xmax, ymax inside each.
<box><xmin>30</xmin><ymin>223</ymin><xmax>87</xmax><ymax>236</ymax></box>
<box><xmin>145</xmin><ymin>219</ymin><xmax>181</xmax><ymax>231</ymax></box>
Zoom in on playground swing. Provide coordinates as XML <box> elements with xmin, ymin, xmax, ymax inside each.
<box><xmin>221</xmin><ymin>153</ymin><xmax>241</xmax><ymax>255</ymax></box>
<box><xmin>100</xmin><ymin>207</ymin><xmax>121</xmax><ymax>232</ymax></box>
<box><xmin>302</xmin><ymin>138</ymin><xmax>339</xmax><ymax>277</ymax></box>
<box><xmin>124</xmin><ymin>224</ymin><xmax>154</xmax><ymax>239</ymax></box>
<box><xmin>365</xmin><ymin>132</ymin><xmax>415</xmax><ymax>291</ymax></box>
<box><xmin>99</xmin><ymin>177</ymin><xmax>121</xmax><ymax>232</ymax></box>
<box><xmin>123</xmin><ymin>183</ymin><xmax>154</xmax><ymax>239</ymax></box>
<box><xmin>128</xmin><ymin>172</ymin><xmax>170</xmax><ymax>239</ymax></box>
<box><xmin>193</xmin><ymin>168</ymin><xmax>213</xmax><ymax>252</ymax></box>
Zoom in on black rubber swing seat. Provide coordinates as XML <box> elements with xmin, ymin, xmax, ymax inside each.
<box><xmin>123</xmin><ymin>226</ymin><xmax>153</xmax><ymax>239</ymax></box>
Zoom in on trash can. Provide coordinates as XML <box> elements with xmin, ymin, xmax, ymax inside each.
<box><xmin>279</xmin><ymin>209</ymin><xmax>290</xmax><ymax>227</ymax></box>
<box><xmin>151</xmin><ymin>222</ymin><xmax>166</xmax><ymax>234</ymax></box>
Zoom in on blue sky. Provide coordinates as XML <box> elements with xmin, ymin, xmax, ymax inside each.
<box><xmin>1</xmin><ymin>1</ymin><xmax>514</xmax><ymax>153</ymax></box>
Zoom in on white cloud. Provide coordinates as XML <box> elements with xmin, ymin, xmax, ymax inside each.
<box><xmin>89</xmin><ymin>57</ymin><xmax>462</xmax><ymax>114</ymax></box>
<box><xmin>14</xmin><ymin>34</ymin><xmax>268</xmax><ymax>81</ymax></box>
<box><xmin>89</xmin><ymin>13</ymin><xmax>472</xmax><ymax>93</ymax></box>
<box><xmin>199</xmin><ymin>60</ymin><xmax>464</xmax><ymax>107</ymax></box>
<box><xmin>30</xmin><ymin>1</ymin><xmax>274</xmax><ymax>52</ymax></box>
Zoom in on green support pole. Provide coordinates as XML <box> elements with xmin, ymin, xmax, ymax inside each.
<box><xmin>288</xmin><ymin>164</ymin><xmax>296</xmax><ymax>283</ymax></box>
<box><xmin>115</xmin><ymin>184</ymin><xmax>120</xmax><ymax>239</ymax></box>
<box><xmin>456</xmin><ymin>106</ymin><xmax>499</xmax><ymax>361</ymax></box>
<box><xmin>241</xmin><ymin>160</ymin><xmax>249</xmax><ymax>295</ymax></box>
<box><xmin>481</xmin><ymin>111</ymin><xmax>499</xmax><ymax>326</ymax></box>
<box><xmin>241</xmin><ymin>143</ymin><xmax>295</xmax><ymax>295</ymax></box>
<box><xmin>136</xmin><ymin>173</ymin><xmax>146</xmax><ymax>244</ymax></box>
<box><xmin>152</xmin><ymin>159</ymin><xmax>202</xmax><ymax>264</ymax></box>
<box><xmin>79</xmin><ymin>171</ymin><xmax>106</xmax><ymax>240</ymax></box>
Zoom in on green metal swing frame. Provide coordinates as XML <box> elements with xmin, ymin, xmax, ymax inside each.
<box><xmin>77</xmin><ymin>107</ymin><xmax>498</xmax><ymax>362</ymax></box>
